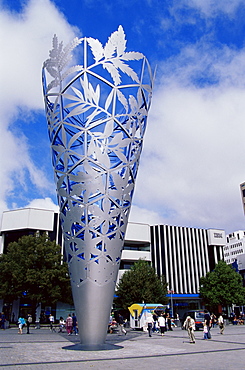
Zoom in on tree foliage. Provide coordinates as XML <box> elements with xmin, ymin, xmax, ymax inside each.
<box><xmin>115</xmin><ymin>259</ymin><xmax>168</xmax><ymax>311</ymax></box>
<box><xmin>199</xmin><ymin>260</ymin><xmax>245</xmax><ymax>309</ymax></box>
<box><xmin>0</xmin><ymin>234</ymin><xmax>72</xmax><ymax>308</ymax></box>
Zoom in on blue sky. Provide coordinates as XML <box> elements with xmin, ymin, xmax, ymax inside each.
<box><xmin>1</xmin><ymin>0</ymin><xmax>245</xmax><ymax>233</ymax></box>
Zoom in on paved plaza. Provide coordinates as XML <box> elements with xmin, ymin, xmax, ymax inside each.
<box><xmin>0</xmin><ymin>324</ymin><xmax>245</xmax><ymax>369</ymax></box>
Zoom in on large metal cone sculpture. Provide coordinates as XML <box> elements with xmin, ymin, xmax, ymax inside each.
<box><xmin>42</xmin><ymin>26</ymin><xmax>153</xmax><ymax>347</ymax></box>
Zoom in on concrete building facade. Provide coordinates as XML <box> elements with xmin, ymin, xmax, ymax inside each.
<box><xmin>224</xmin><ymin>230</ymin><xmax>245</xmax><ymax>265</ymax></box>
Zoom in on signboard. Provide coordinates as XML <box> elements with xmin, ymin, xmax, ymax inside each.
<box><xmin>207</xmin><ymin>229</ymin><xmax>226</xmax><ymax>246</ymax></box>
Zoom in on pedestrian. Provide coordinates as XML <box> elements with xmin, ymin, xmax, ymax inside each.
<box><xmin>0</xmin><ymin>312</ymin><xmax>5</xmax><ymax>330</ymax></box>
<box><xmin>183</xmin><ymin>315</ymin><xmax>195</xmax><ymax>343</ymax></box>
<box><xmin>203</xmin><ymin>322</ymin><xmax>209</xmax><ymax>340</ymax></box>
<box><xmin>152</xmin><ymin>311</ymin><xmax>158</xmax><ymax>333</ymax></box>
<box><xmin>18</xmin><ymin>316</ymin><xmax>26</xmax><ymax>335</ymax></box>
<box><xmin>35</xmin><ymin>316</ymin><xmax>40</xmax><ymax>329</ymax></box>
<box><xmin>26</xmin><ymin>314</ymin><xmax>32</xmax><ymax>334</ymax></box>
<box><xmin>109</xmin><ymin>317</ymin><xmax>118</xmax><ymax>334</ymax></box>
<box><xmin>72</xmin><ymin>313</ymin><xmax>78</xmax><ymax>335</ymax></box>
<box><xmin>49</xmin><ymin>314</ymin><xmax>54</xmax><ymax>331</ymax></box>
<box><xmin>211</xmin><ymin>313</ymin><xmax>216</xmax><ymax>328</ymax></box>
<box><xmin>167</xmin><ymin>313</ymin><xmax>173</xmax><ymax>331</ymax></box>
<box><xmin>48</xmin><ymin>314</ymin><xmax>54</xmax><ymax>331</ymax></box>
<box><xmin>204</xmin><ymin>309</ymin><xmax>211</xmax><ymax>339</ymax></box>
<box><xmin>66</xmin><ymin>314</ymin><xmax>73</xmax><ymax>335</ymax></box>
<box><xmin>158</xmin><ymin>313</ymin><xmax>166</xmax><ymax>336</ymax></box>
<box><xmin>118</xmin><ymin>313</ymin><xmax>127</xmax><ymax>335</ymax></box>
<box><xmin>218</xmin><ymin>314</ymin><xmax>225</xmax><ymax>334</ymax></box>
<box><xmin>58</xmin><ymin>317</ymin><xmax>65</xmax><ymax>333</ymax></box>
<box><xmin>146</xmin><ymin>313</ymin><xmax>154</xmax><ymax>337</ymax></box>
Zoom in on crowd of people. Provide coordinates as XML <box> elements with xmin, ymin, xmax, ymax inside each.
<box><xmin>144</xmin><ymin>311</ymin><xmax>178</xmax><ymax>337</ymax></box>
<box><xmin>183</xmin><ymin>310</ymin><xmax>226</xmax><ymax>344</ymax></box>
<box><xmin>230</xmin><ymin>312</ymin><xmax>245</xmax><ymax>325</ymax></box>
<box><xmin>11</xmin><ymin>309</ymin><xmax>242</xmax><ymax>339</ymax></box>
<box><xmin>16</xmin><ymin>312</ymin><xmax>78</xmax><ymax>335</ymax></box>
<box><xmin>108</xmin><ymin>313</ymin><xmax>127</xmax><ymax>335</ymax></box>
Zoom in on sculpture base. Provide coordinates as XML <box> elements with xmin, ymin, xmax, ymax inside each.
<box><xmin>71</xmin><ymin>280</ymin><xmax>117</xmax><ymax>346</ymax></box>
<box><xmin>62</xmin><ymin>343</ymin><xmax>123</xmax><ymax>351</ymax></box>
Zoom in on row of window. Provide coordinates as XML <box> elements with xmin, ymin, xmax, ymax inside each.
<box><xmin>231</xmin><ymin>249</ymin><xmax>244</xmax><ymax>255</ymax></box>
<box><xmin>224</xmin><ymin>242</ymin><xmax>243</xmax><ymax>251</ymax></box>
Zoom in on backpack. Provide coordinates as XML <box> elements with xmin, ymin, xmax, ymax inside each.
<box><xmin>28</xmin><ymin>316</ymin><xmax>32</xmax><ymax>323</ymax></box>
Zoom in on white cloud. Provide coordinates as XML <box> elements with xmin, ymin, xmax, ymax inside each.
<box><xmin>184</xmin><ymin>0</ymin><xmax>243</xmax><ymax>16</ymax></box>
<box><xmin>132</xmin><ymin>80</ymin><xmax>245</xmax><ymax>232</ymax></box>
<box><xmin>131</xmin><ymin>36</ymin><xmax>245</xmax><ymax>232</ymax></box>
<box><xmin>158</xmin><ymin>41</ymin><xmax>245</xmax><ymax>89</ymax></box>
<box><xmin>0</xmin><ymin>0</ymin><xmax>78</xmax><ymax>215</ymax></box>
<box><xmin>129</xmin><ymin>205</ymin><xmax>164</xmax><ymax>225</ymax></box>
<box><xmin>25</xmin><ymin>197</ymin><xmax>59</xmax><ymax>211</ymax></box>
<box><xmin>168</xmin><ymin>0</ymin><xmax>242</xmax><ymax>20</ymax></box>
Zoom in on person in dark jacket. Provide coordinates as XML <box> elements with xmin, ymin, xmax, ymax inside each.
<box><xmin>26</xmin><ymin>314</ymin><xmax>32</xmax><ymax>334</ymax></box>
<box><xmin>204</xmin><ymin>309</ymin><xmax>211</xmax><ymax>339</ymax></box>
<box><xmin>118</xmin><ymin>314</ymin><xmax>127</xmax><ymax>335</ymax></box>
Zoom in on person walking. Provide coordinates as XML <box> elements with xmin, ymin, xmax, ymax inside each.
<box><xmin>49</xmin><ymin>314</ymin><xmax>54</xmax><ymax>331</ymax></box>
<box><xmin>0</xmin><ymin>312</ymin><xmax>6</xmax><ymax>330</ymax></box>
<box><xmin>203</xmin><ymin>322</ymin><xmax>209</xmax><ymax>340</ymax></box>
<box><xmin>118</xmin><ymin>314</ymin><xmax>127</xmax><ymax>335</ymax></box>
<box><xmin>218</xmin><ymin>314</ymin><xmax>225</xmax><ymax>334</ymax></box>
<box><xmin>167</xmin><ymin>313</ymin><xmax>173</xmax><ymax>331</ymax></box>
<box><xmin>66</xmin><ymin>314</ymin><xmax>73</xmax><ymax>335</ymax></box>
<box><xmin>211</xmin><ymin>313</ymin><xmax>217</xmax><ymax>328</ymax></box>
<box><xmin>146</xmin><ymin>313</ymin><xmax>154</xmax><ymax>337</ymax></box>
<box><xmin>26</xmin><ymin>314</ymin><xmax>32</xmax><ymax>334</ymax></box>
<box><xmin>72</xmin><ymin>313</ymin><xmax>78</xmax><ymax>335</ymax></box>
<box><xmin>18</xmin><ymin>316</ymin><xmax>26</xmax><ymax>335</ymax></box>
<box><xmin>158</xmin><ymin>313</ymin><xmax>166</xmax><ymax>336</ymax></box>
<box><xmin>183</xmin><ymin>315</ymin><xmax>195</xmax><ymax>343</ymax></box>
<box><xmin>204</xmin><ymin>309</ymin><xmax>211</xmax><ymax>339</ymax></box>
<box><xmin>152</xmin><ymin>311</ymin><xmax>159</xmax><ymax>333</ymax></box>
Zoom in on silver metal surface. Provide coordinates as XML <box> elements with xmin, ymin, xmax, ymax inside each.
<box><xmin>42</xmin><ymin>26</ymin><xmax>153</xmax><ymax>346</ymax></box>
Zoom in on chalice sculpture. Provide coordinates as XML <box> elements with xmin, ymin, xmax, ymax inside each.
<box><xmin>42</xmin><ymin>26</ymin><xmax>153</xmax><ymax>347</ymax></box>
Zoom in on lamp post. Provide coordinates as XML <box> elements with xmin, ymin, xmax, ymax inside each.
<box><xmin>42</xmin><ymin>26</ymin><xmax>153</xmax><ymax>347</ymax></box>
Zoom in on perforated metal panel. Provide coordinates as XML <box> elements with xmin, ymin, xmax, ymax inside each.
<box><xmin>42</xmin><ymin>26</ymin><xmax>153</xmax><ymax>346</ymax></box>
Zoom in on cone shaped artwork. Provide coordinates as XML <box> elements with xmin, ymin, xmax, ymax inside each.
<box><xmin>42</xmin><ymin>26</ymin><xmax>153</xmax><ymax>346</ymax></box>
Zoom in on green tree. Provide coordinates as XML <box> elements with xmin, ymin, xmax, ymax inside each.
<box><xmin>199</xmin><ymin>260</ymin><xmax>245</xmax><ymax>310</ymax></box>
<box><xmin>115</xmin><ymin>259</ymin><xmax>168</xmax><ymax>311</ymax></box>
<box><xmin>0</xmin><ymin>233</ymin><xmax>73</xmax><ymax>312</ymax></box>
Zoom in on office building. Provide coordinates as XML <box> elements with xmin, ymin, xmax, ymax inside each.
<box><xmin>224</xmin><ymin>231</ymin><xmax>245</xmax><ymax>265</ymax></box>
<box><xmin>150</xmin><ymin>224</ymin><xmax>225</xmax><ymax>316</ymax></box>
<box><xmin>0</xmin><ymin>208</ymin><xmax>225</xmax><ymax>319</ymax></box>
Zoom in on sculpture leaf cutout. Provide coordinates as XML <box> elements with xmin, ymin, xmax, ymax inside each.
<box><xmin>87</xmin><ymin>37</ymin><xmax>104</xmax><ymax>63</ymax></box>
